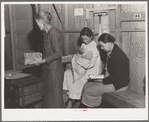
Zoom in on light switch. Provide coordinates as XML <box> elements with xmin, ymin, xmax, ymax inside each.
<box><xmin>134</xmin><ymin>14</ymin><xmax>141</xmax><ymax>18</ymax></box>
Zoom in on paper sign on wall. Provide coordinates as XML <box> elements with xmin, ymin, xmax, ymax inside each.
<box><xmin>74</xmin><ymin>8</ymin><xmax>83</xmax><ymax>16</ymax></box>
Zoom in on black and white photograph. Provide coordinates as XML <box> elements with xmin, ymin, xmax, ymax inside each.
<box><xmin>1</xmin><ymin>1</ymin><xmax>148</xmax><ymax>121</ymax></box>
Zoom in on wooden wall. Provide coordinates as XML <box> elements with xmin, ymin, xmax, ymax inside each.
<box><xmin>11</xmin><ymin>4</ymin><xmax>33</xmax><ymax>70</ymax></box>
<box><xmin>5</xmin><ymin>5</ymin><xmax>33</xmax><ymax>70</ymax></box>
<box><xmin>61</xmin><ymin>4</ymin><xmax>116</xmax><ymax>54</ymax></box>
<box><xmin>61</xmin><ymin>3</ymin><xmax>146</xmax><ymax>95</ymax></box>
<box><xmin>39</xmin><ymin>4</ymin><xmax>62</xmax><ymax>30</ymax></box>
<box><xmin>120</xmin><ymin>4</ymin><xmax>146</xmax><ymax>95</ymax></box>
<box><xmin>5</xmin><ymin>3</ymin><xmax>146</xmax><ymax>95</ymax></box>
<box><xmin>62</xmin><ymin>4</ymin><xmax>94</xmax><ymax>55</ymax></box>
<box><xmin>108</xmin><ymin>4</ymin><xmax>145</xmax><ymax>95</ymax></box>
<box><xmin>7</xmin><ymin>4</ymin><xmax>63</xmax><ymax>70</ymax></box>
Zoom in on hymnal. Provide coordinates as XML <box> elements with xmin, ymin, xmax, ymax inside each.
<box><xmin>24</xmin><ymin>52</ymin><xmax>42</xmax><ymax>65</ymax></box>
<box><xmin>88</xmin><ymin>74</ymin><xmax>104</xmax><ymax>79</ymax></box>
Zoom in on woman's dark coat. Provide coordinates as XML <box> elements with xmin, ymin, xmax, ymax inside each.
<box><xmin>103</xmin><ymin>44</ymin><xmax>130</xmax><ymax>90</ymax></box>
<box><xmin>41</xmin><ymin>27</ymin><xmax>64</xmax><ymax>108</ymax></box>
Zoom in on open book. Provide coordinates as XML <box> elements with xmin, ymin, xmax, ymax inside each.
<box><xmin>88</xmin><ymin>74</ymin><xmax>104</xmax><ymax>82</ymax></box>
<box><xmin>88</xmin><ymin>74</ymin><xmax>104</xmax><ymax>79</ymax></box>
<box><xmin>24</xmin><ymin>52</ymin><xmax>42</xmax><ymax>65</ymax></box>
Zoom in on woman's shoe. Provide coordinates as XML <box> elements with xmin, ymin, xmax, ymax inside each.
<box><xmin>79</xmin><ymin>102</ymin><xmax>88</xmax><ymax>108</ymax></box>
<box><xmin>73</xmin><ymin>100</ymin><xmax>81</xmax><ymax>108</ymax></box>
<box><xmin>66</xmin><ymin>98</ymin><xmax>81</xmax><ymax>108</ymax></box>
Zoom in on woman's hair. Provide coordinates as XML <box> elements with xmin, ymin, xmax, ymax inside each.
<box><xmin>77</xmin><ymin>27</ymin><xmax>93</xmax><ymax>46</ymax></box>
<box><xmin>35</xmin><ymin>11</ymin><xmax>52</xmax><ymax>24</ymax></box>
<box><xmin>80</xmin><ymin>27</ymin><xmax>93</xmax><ymax>39</ymax></box>
<box><xmin>98</xmin><ymin>33</ymin><xmax>115</xmax><ymax>43</ymax></box>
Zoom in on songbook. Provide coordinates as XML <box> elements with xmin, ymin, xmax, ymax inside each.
<box><xmin>88</xmin><ymin>74</ymin><xmax>104</xmax><ymax>79</ymax></box>
<box><xmin>24</xmin><ymin>52</ymin><xmax>42</xmax><ymax>65</ymax></box>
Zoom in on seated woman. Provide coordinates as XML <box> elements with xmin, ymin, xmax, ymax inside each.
<box><xmin>72</xmin><ymin>40</ymin><xmax>97</xmax><ymax>82</ymax></box>
<box><xmin>63</xmin><ymin>27</ymin><xmax>102</xmax><ymax>108</ymax></box>
<box><xmin>80</xmin><ymin>33</ymin><xmax>130</xmax><ymax>108</ymax></box>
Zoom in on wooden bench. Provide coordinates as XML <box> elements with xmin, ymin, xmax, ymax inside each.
<box><xmin>62</xmin><ymin>56</ymin><xmax>146</xmax><ymax>108</ymax></box>
<box><xmin>102</xmin><ymin>90</ymin><xmax>145</xmax><ymax>108</ymax></box>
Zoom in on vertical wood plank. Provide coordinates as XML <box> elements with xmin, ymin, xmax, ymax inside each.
<box><xmin>101</xmin><ymin>15</ymin><xmax>109</xmax><ymax>33</ymax></box>
<box><xmin>79</xmin><ymin>4</ymin><xmax>85</xmax><ymax>29</ymax></box>
<box><xmin>94</xmin><ymin>15</ymin><xmax>99</xmax><ymax>42</ymax></box>
<box><xmin>119</xmin><ymin>4</ymin><xmax>145</xmax><ymax>95</ymax></box>
<box><xmin>9</xmin><ymin>5</ymin><xmax>18</xmax><ymax>70</ymax></box>
<box><xmin>86</xmin><ymin>4</ymin><xmax>94</xmax><ymax>9</ymax></box>
<box><xmin>5</xmin><ymin>34</ymin><xmax>13</xmax><ymax>70</ymax></box>
<box><xmin>5</xmin><ymin>5</ymin><xmax>13</xmax><ymax>69</ymax></box>
<box><xmin>121</xmin><ymin>32</ymin><xmax>131</xmax><ymax>59</ymax></box>
<box><xmin>5</xmin><ymin>5</ymin><xmax>10</xmax><ymax>33</ymax></box>
<box><xmin>60</xmin><ymin>4</ymin><xmax>65</xmax><ymax>56</ymax></box>
<box><xmin>69</xmin><ymin>32</ymin><xmax>80</xmax><ymax>54</ymax></box>
<box><xmin>128</xmin><ymin>32</ymin><xmax>145</xmax><ymax>95</ymax></box>
<box><xmin>129</xmin><ymin>32</ymin><xmax>138</xmax><ymax>93</ymax></box>
<box><xmin>108</xmin><ymin>9</ymin><xmax>116</xmax><ymax>30</ymax></box>
<box><xmin>108</xmin><ymin>9</ymin><xmax>116</xmax><ymax>40</ymax></box>
<box><xmin>5</xmin><ymin>34</ymin><xmax>12</xmax><ymax>59</ymax></box>
<box><xmin>115</xmin><ymin>4</ymin><xmax>121</xmax><ymax>47</ymax></box>
<box><xmin>63</xmin><ymin>4</ymin><xmax>69</xmax><ymax>55</ymax></box>
<box><xmin>134</xmin><ymin>32</ymin><xmax>145</xmax><ymax>95</ymax></box>
<box><xmin>87</xmin><ymin>11</ymin><xmax>94</xmax><ymax>30</ymax></box>
<box><xmin>68</xmin><ymin>4</ymin><xmax>74</xmax><ymax>54</ymax></box>
<box><xmin>68</xmin><ymin>4</ymin><xmax>74</xmax><ymax>30</ymax></box>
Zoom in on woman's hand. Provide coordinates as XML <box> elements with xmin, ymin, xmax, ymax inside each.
<box><xmin>29</xmin><ymin>58</ymin><xmax>46</xmax><ymax>66</ymax></box>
